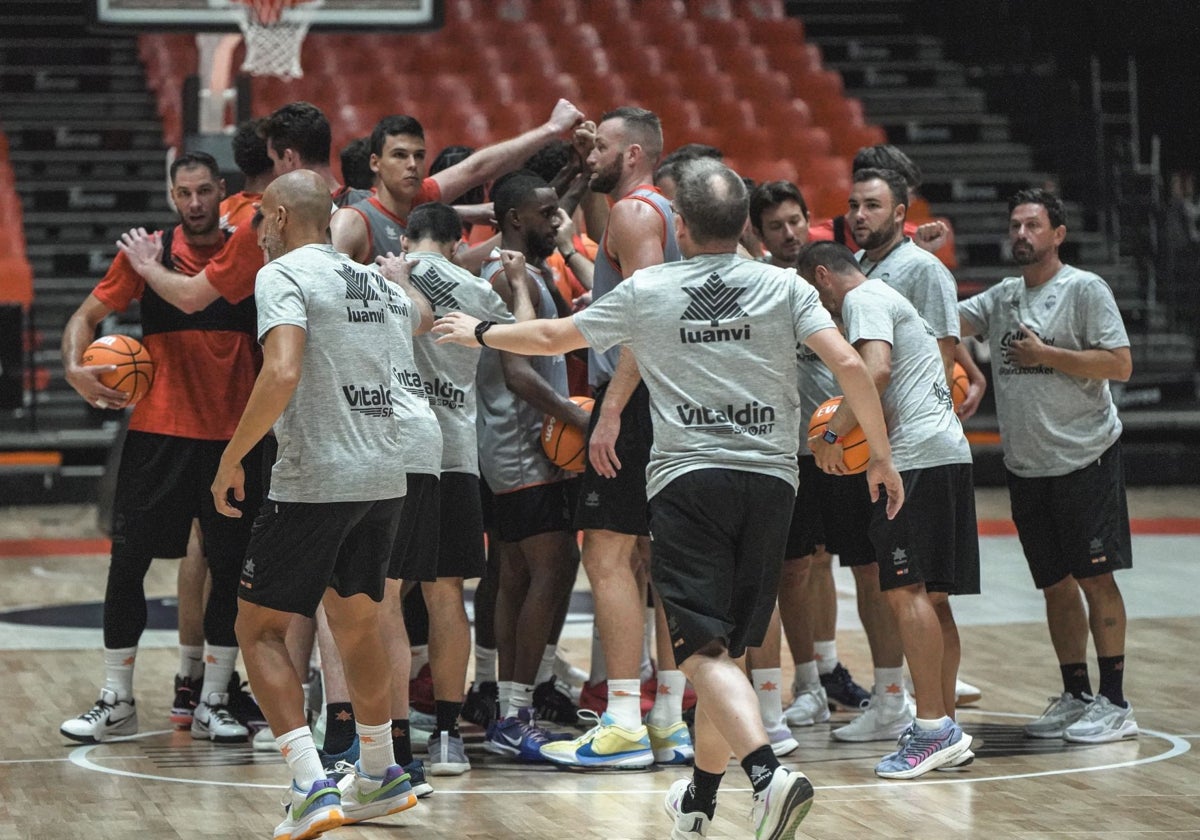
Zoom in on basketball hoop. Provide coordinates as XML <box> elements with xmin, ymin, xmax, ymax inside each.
<box><xmin>232</xmin><ymin>0</ymin><xmax>322</xmax><ymax>79</ymax></box>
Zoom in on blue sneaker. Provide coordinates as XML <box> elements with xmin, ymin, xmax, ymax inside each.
<box><xmin>403</xmin><ymin>757</ymin><xmax>434</xmax><ymax>798</ymax></box>
<box><xmin>874</xmin><ymin>719</ymin><xmax>972</xmax><ymax>779</ymax></box>
<box><xmin>274</xmin><ymin>778</ymin><xmax>343</xmax><ymax>840</ymax></box>
<box><xmin>648</xmin><ymin>720</ymin><xmax>695</xmax><ymax>765</ymax></box>
<box><xmin>336</xmin><ymin>762</ymin><xmax>418</xmax><ymax>824</ymax></box>
<box><xmin>484</xmin><ymin>709</ymin><xmax>570</xmax><ymax>762</ymax></box>
<box><xmin>539</xmin><ymin>710</ymin><xmax>654</xmax><ymax>768</ymax></box>
<box><xmin>820</xmin><ymin>663</ymin><xmax>871</xmax><ymax>711</ymax></box>
<box><xmin>319</xmin><ymin>735</ymin><xmax>359</xmax><ymax>780</ymax></box>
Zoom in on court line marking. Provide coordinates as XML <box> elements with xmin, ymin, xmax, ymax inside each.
<box><xmin>67</xmin><ymin>712</ymin><xmax>1191</xmax><ymax>794</ymax></box>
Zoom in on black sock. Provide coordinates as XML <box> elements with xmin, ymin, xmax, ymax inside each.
<box><xmin>323</xmin><ymin>702</ymin><xmax>356</xmax><ymax>754</ymax></box>
<box><xmin>1060</xmin><ymin>662</ymin><xmax>1092</xmax><ymax>700</ymax></box>
<box><xmin>740</xmin><ymin>745</ymin><xmax>780</xmax><ymax>794</ymax></box>
<box><xmin>1097</xmin><ymin>655</ymin><xmax>1126</xmax><ymax>707</ymax></box>
<box><xmin>681</xmin><ymin>768</ymin><xmax>723</xmax><ymax>820</ymax></box>
<box><xmin>435</xmin><ymin>700</ymin><xmax>462</xmax><ymax>737</ymax></box>
<box><xmin>391</xmin><ymin>718</ymin><xmax>413</xmax><ymax>765</ymax></box>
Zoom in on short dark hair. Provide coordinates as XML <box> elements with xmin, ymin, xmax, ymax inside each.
<box><xmin>523</xmin><ymin>139</ymin><xmax>572</xmax><ymax>183</ymax></box>
<box><xmin>262</xmin><ymin>101</ymin><xmax>331</xmax><ymax>166</ymax></box>
<box><xmin>491</xmin><ymin>170</ymin><xmax>550</xmax><ymax>228</ymax></box>
<box><xmin>406</xmin><ymin>202</ymin><xmax>464</xmax><ymax>244</ymax></box>
<box><xmin>370</xmin><ymin>114</ymin><xmax>425</xmax><ymax>157</ymax></box>
<box><xmin>170</xmin><ymin>150</ymin><xmax>221</xmax><ymax>183</ymax></box>
<box><xmin>749</xmin><ymin>180</ymin><xmax>809</xmax><ymax>233</ymax></box>
<box><xmin>338</xmin><ymin>136</ymin><xmax>374</xmax><ymax>190</ymax></box>
<box><xmin>429</xmin><ymin>145</ymin><xmax>483</xmax><ymax>205</ymax></box>
<box><xmin>796</xmin><ymin>240</ymin><xmax>861</xmax><ymax>280</ymax></box>
<box><xmin>600</xmin><ymin>106</ymin><xmax>664</xmax><ymax>163</ymax></box>
<box><xmin>852</xmin><ymin>144</ymin><xmax>921</xmax><ymax>189</ymax></box>
<box><xmin>231</xmin><ymin>118</ymin><xmax>272</xmax><ymax>179</ymax></box>
<box><xmin>1009</xmin><ymin>187</ymin><xmax>1066</xmax><ymax>228</ymax></box>
<box><xmin>674</xmin><ymin>158</ymin><xmax>748</xmax><ymax>244</ymax></box>
<box><xmin>853</xmin><ymin>167</ymin><xmax>908</xmax><ymax>209</ymax></box>
<box><xmin>662</xmin><ymin>143</ymin><xmax>723</xmax><ymax>166</ymax></box>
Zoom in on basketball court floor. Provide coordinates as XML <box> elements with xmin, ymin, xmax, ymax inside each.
<box><xmin>1</xmin><ymin>486</ymin><xmax>1197</xmax><ymax>838</ymax></box>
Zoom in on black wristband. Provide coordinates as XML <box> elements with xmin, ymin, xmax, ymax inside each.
<box><xmin>560</xmin><ymin>248</ymin><xmax>578</xmax><ymax>261</ymax></box>
<box><xmin>475</xmin><ymin>320</ymin><xmax>496</xmax><ymax>347</ymax></box>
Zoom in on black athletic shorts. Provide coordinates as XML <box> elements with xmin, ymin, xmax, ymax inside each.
<box><xmin>648</xmin><ymin>469</ymin><xmax>795</xmax><ymax>663</ymax></box>
<box><xmin>493</xmin><ymin>478</ymin><xmax>579</xmax><ymax>544</ymax></box>
<box><xmin>239</xmin><ymin>496</ymin><xmax>404</xmax><ymax>616</ymax></box>
<box><xmin>574</xmin><ymin>381</ymin><xmax>652</xmax><ymax>535</ymax></box>
<box><xmin>390</xmin><ymin>472</ymin><xmax>441</xmax><ymax>582</ymax></box>
<box><xmin>820</xmin><ymin>470</ymin><xmax>877</xmax><ymax>567</ymax></box>
<box><xmin>111</xmin><ymin>430</ymin><xmax>263</xmax><ymax>571</ymax></box>
<box><xmin>785</xmin><ymin>456</ymin><xmax>825</xmax><ymax>559</ymax></box>
<box><xmin>869</xmin><ymin>462</ymin><xmax>981</xmax><ymax>594</ymax></box>
<box><xmin>1007</xmin><ymin>441</ymin><xmax>1132</xmax><ymax>589</ymax></box>
<box><xmin>433</xmin><ymin>472</ymin><xmax>487</xmax><ymax>579</ymax></box>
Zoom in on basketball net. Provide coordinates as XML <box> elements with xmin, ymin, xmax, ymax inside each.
<box><xmin>233</xmin><ymin>0</ymin><xmax>322</xmax><ymax>79</ymax></box>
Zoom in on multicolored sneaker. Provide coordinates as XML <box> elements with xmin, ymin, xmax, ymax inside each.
<box><xmin>274</xmin><ymin>778</ymin><xmax>342</xmax><ymax>840</ymax></box>
<box><xmin>533</xmin><ymin>677</ymin><xmax>581</xmax><ymax>725</ymax></box>
<box><xmin>60</xmin><ymin>688</ymin><xmax>138</xmax><ymax>743</ymax></box>
<box><xmin>663</xmin><ymin>777</ymin><xmax>711</xmax><ymax>838</ymax></box>
<box><xmin>750</xmin><ymin>767</ymin><xmax>814</xmax><ymax>840</ymax></box>
<box><xmin>820</xmin><ymin>663</ymin><xmax>871</xmax><ymax>711</ymax></box>
<box><xmin>191</xmin><ymin>691</ymin><xmax>249</xmax><ymax>743</ymax></box>
<box><xmin>1063</xmin><ymin>695</ymin><xmax>1138</xmax><ymax>744</ymax></box>
<box><xmin>336</xmin><ymin>762</ymin><xmax>418</xmax><ymax>824</ymax></box>
<box><xmin>874</xmin><ymin>719</ymin><xmax>972</xmax><ymax>779</ymax></box>
<box><xmin>484</xmin><ymin>709</ymin><xmax>570</xmax><ymax>762</ymax></box>
<box><xmin>648</xmin><ymin>720</ymin><xmax>695</xmax><ymax>765</ymax></box>
<box><xmin>461</xmin><ymin>681</ymin><xmax>500</xmax><ymax>729</ymax></box>
<box><xmin>766</xmin><ymin>722</ymin><xmax>799</xmax><ymax>757</ymax></box>
<box><xmin>784</xmin><ymin>685</ymin><xmax>830</xmax><ymax>727</ymax></box>
<box><xmin>578</xmin><ymin>679</ymin><xmax>656</xmax><ymax>717</ymax></box>
<box><xmin>539</xmin><ymin>710</ymin><xmax>654</xmax><ymax>769</ymax></box>
<box><xmin>1024</xmin><ymin>692</ymin><xmax>1092</xmax><ymax>739</ymax></box>
<box><xmin>171</xmin><ymin>675</ymin><xmax>198</xmax><ymax>728</ymax></box>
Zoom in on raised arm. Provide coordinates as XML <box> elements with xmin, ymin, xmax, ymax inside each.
<box><xmin>118</xmin><ymin>228</ymin><xmax>222</xmax><ymax>313</ymax></box>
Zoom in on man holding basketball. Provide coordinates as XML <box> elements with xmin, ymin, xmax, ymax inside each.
<box><xmin>60</xmin><ymin>152</ymin><xmax>262</xmax><ymax>745</ymax></box>
<box><xmin>959</xmin><ymin>189</ymin><xmax>1137</xmax><ymax>743</ymax></box>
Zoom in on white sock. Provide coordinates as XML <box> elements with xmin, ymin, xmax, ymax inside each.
<box><xmin>814</xmin><ymin>640</ymin><xmax>838</xmax><ymax>675</ymax></box>
<box><xmin>179</xmin><ymin>645</ymin><xmax>204</xmax><ymax>682</ymax></box>
<box><xmin>411</xmin><ymin>644</ymin><xmax>429</xmax><ymax>675</ymax></box>
<box><xmin>497</xmin><ymin>681</ymin><xmax>515</xmax><ymax>719</ymax></box>
<box><xmin>916</xmin><ymin>715</ymin><xmax>952</xmax><ymax>731</ymax></box>
<box><xmin>606</xmin><ymin>679</ymin><xmax>642</xmax><ymax>730</ymax></box>
<box><xmin>356</xmin><ymin>720</ymin><xmax>395</xmax><ymax>776</ymax></box>
<box><xmin>103</xmin><ymin>647</ymin><xmax>137</xmax><ymax>700</ymax></box>
<box><xmin>793</xmin><ymin>660</ymin><xmax>820</xmax><ymax>691</ymax></box>
<box><xmin>506</xmin><ymin>682</ymin><xmax>534</xmax><ymax>719</ymax></box>
<box><xmin>535</xmin><ymin>644</ymin><xmax>556</xmax><ymax>685</ymax></box>
<box><xmin>875</xmin><ymin>666</ymin><xmax>905</xmax><ymax>696</ymax></box>
<box><xmin>199</xmin><ymin>644</ymin><xmax>238</xmax><ymax>704</ymax></box>
<box><xmin>752</xmin><ymin>668</ymin><xmax>785</xmax><ymax>730</ymax></box>
<box><xmin>277</xmin><ymin>726</ymin><xmax>325</xmax><ymax>789</ymax></box>
<box><xmin>643</xmin><ymin>606</ymin><xmax>655</xmax><ymax>672</ymax></box>
<box><xmin>588</xmin><ymin>624</ymin><xmax>606</xmax><ymax>685</ymax></box>
<box><xmin>474</xmin><ymin>645</ymin><xmax>497</xmax><ymax>684</ymax></box>
<box><xmin>647</xmin><ymin>669</ymin><xmax>685</xmax><ymax>727</ymax></box>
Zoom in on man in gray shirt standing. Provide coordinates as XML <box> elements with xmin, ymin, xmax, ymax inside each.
<box><xmin>434</xmin><ymin>158</ymin><xmax>903</xmax><ymax>840</ymax></box>
<box><xmin>959</xmin><ymin>188</ymin><xmax>1136</xmax><ymax>744</ymax></box>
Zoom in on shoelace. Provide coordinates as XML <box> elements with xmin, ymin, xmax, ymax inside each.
<box><xmin>330</xmin><ymin>760</ymin><xmax>357</xmax><ymax>777</ymax></box>
<box><xmin>80</xmin><ymin>699</ymin><xmax>115</xmax><ymax>723</ymax></box>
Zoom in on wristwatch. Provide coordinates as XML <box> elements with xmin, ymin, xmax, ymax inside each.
<box><xmin>474</xmin><ymin>320</ymin><xmax>496</xmax><ymax>346</ymax></box>
<box><xmin>821</xmin><ymin>429</ymin><xmax>840</xmax><ymax>445</ymax></box>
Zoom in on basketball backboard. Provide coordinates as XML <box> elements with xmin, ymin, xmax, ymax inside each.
<box><xmin>90</xmin><ymin>0</ymin><xmax>443</xmax><ymax>31</ymax></box>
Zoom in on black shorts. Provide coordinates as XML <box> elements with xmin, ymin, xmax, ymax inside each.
<box><xmin>785</xmin><ymin>456</ymin><xmax>825</xmax><ymax>559</ymax></box>
<box><xmin>574</xmin><ymin>381</ymin><xmax>652</xmax><ymax>535</ymax></box>
<box><xmin>648</xmin><ymin>469</ymin><xmax>795</xmax><ymax>663</ymax></box>
<box><xmin>818</xmin><ymin>471</ymin><xmax>876</xmax><ymax>567</ymax></box>
<box><xmin>111</xmin><ymin>430</ymin><xmax>263</xmax><ymax>573</ymax></box>
<box><xmin>434</xmin><ymin>472</ymin><xmax>487</xmax><ymax>579</ymax></box>
<box><xmin>239</xmin><ymin>497</ymin><xmax>404</xmax><ymax>616</ymax></box>
<box><xmin>869</xmin><ymin>462</ymin><xmax>980</xmax><ymax>594</ymax></box>
<box><xmin>390</xmin><ymin>473</ymin><xmax>441</xmax><ymax>582</ymax></box>
<box><xmin>1007</xmin><ymin>441</ymin><xmax>1132</xmax><ymax>590</ymax></box>
<box><xmin>493</xmin><ymin>479</ymin><xmax>579</xmax><ymax>544</ymax></box>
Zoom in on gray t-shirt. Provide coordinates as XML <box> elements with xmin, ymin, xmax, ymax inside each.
<box><xmin>573</xmin><ymin>252</ymin><xmax>837</xmax><ymax>499</ymax></box>
<box><xmin>407</xmin><ymin>250</ymin><xmax>513</xmax><ymax>476</ymax></box>
<box><xmin>958</xmin><ymin>264</ymin><xmax>1129</xmax><ymax>477</ymax></box>
<box><xmin>859</xmin><ymin>237</ymin><xmax>960</xmax><ymax>341</ymax></box>
<box><xmin>795</xmin><ymin>344</ymin><xmax>839</xmax><ymax>459</ymax></box>
<box><xmin>254</xmin><ymin>243</ymin><xmax>415</xmax><ymax>503</ymax></box>
<box><xmin>842</xmin><ymin>279</ymin><xmax>970</xmax><ymax>471</ymax></box>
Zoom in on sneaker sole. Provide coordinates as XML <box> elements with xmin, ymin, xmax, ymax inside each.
<box><xmin>760</xmin><ymin>775</ymin><xmax>815</xmax><ymax>840</ymax></box>
<box><xmin>170</xmin><ymin>712</ymin><xmax>194</xmax><ymax>728</ymax></box>
<box><xmin>1062</xmin><ymin>722</ymin><xmax>1139</xmax><ymax>744</ymax></box>
<box><xmin>541</xmin><ymin>749</ymin><xmax>655</xmax><ymax>769</ymax></box>
<box><xmin>875</xmin><ymin>733</ymin><xmax>974</xmax><ymax>780</ymax></box>
<box><xmin>341</xmin><ymin>792</ymin><xmax>418</xmax><ymax>824</ymax></box>
<box><xmin>410</xmin><ymin>780</ymin><xmax>435</xmax><ymax>798</ymax></box>
<box><xmin>275</xmin><ymin>808</ymin><xmax>344</xmax><ymax>840</ymax></box>
<box><xmin>784</xmin><ymin>710</ymin><xmax>831</xmax><ymax>727</ymax></box>
<box><xmin>60</xmin><ymin>719</ymin><xmax>138</xmax><ymax>744</ymax></box>
<box><xmin>483</xmin><ymin>739</ymin><xmax>521</xmax><ymax>758</ymax></box>
<box><xmin>935</xmin><ymin>748</ymin><xmax>976</xmax><ymax>771</ymax></box>
<box><xmin>653</xmin><ymin>748</ymin><xmax>695</xmax><ymax>765</ymax></box>
<box><xmin>191</xmin><ymin>728</ymin><xmax>249</xmax><ymax>744</ymax></box>
<box><xmin>771</xmin><ymin>738</ymin><xmax>800</xmax><ymax>757</ymax></box>
<box><xmin>955</xmin><ymin>691</ymin><xmax>982</xmax><ymax>707</ymax></box>
<box><xmin>428</xmin><ymin>762</ymin><xmax>472</xmax><ymax>775</ymax></box>
<box><xmin>830</xmin><ymin>724</ymin><xmax>913</xmax><ymax>743</ymax></box>
<box><xmin>1024</xmin><ymin>726</ymin><xmax>1073</xmax><ymax>739</ymax></box>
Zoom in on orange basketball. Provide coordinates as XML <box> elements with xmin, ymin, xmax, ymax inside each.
<box><xmin>951</xmin><ymin>362</ymin><xmax>969</xmax><ymax>410</ymax></box>
<box><xmin>542</xmin><ymin>395</ymin><xmax>594</xmax><ymax>472</ymax></box>
<box><xmin>82</xmin><ymin>334</ymin><xmax>155</xmax><ymax>406</ymax></box>
<box><xmin>808</xmin><ymin>396</ymin><xmax>870</xmax><ymax>475</ymax></box>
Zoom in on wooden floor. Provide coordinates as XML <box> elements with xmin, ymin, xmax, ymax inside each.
<box><xmin>1</xmin><ymin>490</ymin><xmax>1198</xmax><ymax>839</ymax></box>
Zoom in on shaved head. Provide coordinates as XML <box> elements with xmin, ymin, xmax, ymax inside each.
<box><xmin>257</xmin><ymin>169</ymin><xmax>330</xmax><ymax>260</ymax></box>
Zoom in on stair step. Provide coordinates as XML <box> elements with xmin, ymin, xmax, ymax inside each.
<box><xmin>0</xmin><ymin>39</ymin><xmax>137</xmax><ymax>66</ymax></box>
<box><xmin>850</xmin><ymin>86</ymin><xmax>988</xmax><ymax>113</ymax></box>
<box><xmin>11</xmin><ymin>156</ymin><xmax>168</xmax><ymax>181</ymax></box>
<box><xmin>25</xmin><ymin>215</ymin><xmax>178</xmax><ymax>245</ymax></box>
<box><xmin>873</xmin><ymin>113</ymin><xmax>1012</xmax><ymax>144</ymax></box>
<box><xmin>5</xmin><ymin>125</ymin><xmax>166</xmax><ymax>153</ymax></box>
<box><xmin>831</xmin><ymin>61</ymin><xmax>967</xmax><ymax>89</ymax></box>
<box><xmin>0</xmin><ymin>100</ymin><xmax>159</xmax><ymax>120</ymax></box>
<box><xmin>917</xmin><ymin>171</ymin><xmax>1059</xmax><ymax>203</ymax></box>
<box><xmin>809</xmin><ymin>34</ymin><xmax>944</xmax><ymax>63</ymax></box>
<box><xmin>0</xmin><ymin>69</ymin><xmax>147</xmax><ymax>94</ymax></box>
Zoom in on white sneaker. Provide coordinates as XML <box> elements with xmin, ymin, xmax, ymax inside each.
<box><xmin>60</xmin><ymin>688</ymin><xmax>138</xmax><ymax>743</ymax></box>
<box><xmin>766</xmin><ymin>723</ymin><xmax>799</xmax><ymax>757</ymax></box>
<box><xmin>336</xmin><ymin>762</ymin><xmax>418</xmax><ymax>824</ymax></box>
<box><xmin>1024</xmin><ymin>692</ymin><xmax>1092</xmax><ymax>739</ymax></box>
<box><xmin>749</xmin><ymin>766</ymin><xmax>814</xmax><ymax>840</ymax></box>
<box><xmin>831</xmin><ymin>687</ymin><xmax>913</xmax><ymax>742</ymax></box>
<box><xmin>784</xmin><ymin>685</ymin><xmax>830</xmax><ymax>727</ymax></box>
<box><xmin>663</xmin><ymin>778</ymin><xmax>711</xmax><ymax>838</ymax></box>
<box><xmin>427</xmin><ymin>730</ymin><xmax>471</xmax><ymax>775</ymax></box>
<box><xmin>254</xmin><ymin>725</ymin><xmax>278</xmax><ymax>752</ymax></box>
<box><xmin>1063</xmin><ymin>695</ymin><xmax>1138</xmax><ymax>744</ymax></box>
<box><xmin>274</xmin><ymin>778</ymin><xmax>342</xmax><ymax>840</ymax></box>
<box><xmin>191</xmin><ymin>691</ymin><xmax>249</xmax><ymax>743</ymax></box>
<box><xmin>553</xmin><ymin>651</ymin><xmax>588</xmax><ymax>692</ymax></box>
<box><xmin>955</xmin><ymin>677</ymin><xmax>982</xmax><ymax>706</ymax></box>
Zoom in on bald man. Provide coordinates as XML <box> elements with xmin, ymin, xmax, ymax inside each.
<box><xmin>213</xmin><ymin>170</ymin><xmax>433</xmax><ymax>840</ymax></box>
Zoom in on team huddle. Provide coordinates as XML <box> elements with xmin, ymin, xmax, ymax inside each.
<box><xmin>58</xmin><ymin>99</ymin><xmax>1138</xmax><ymax>840</ymax></box>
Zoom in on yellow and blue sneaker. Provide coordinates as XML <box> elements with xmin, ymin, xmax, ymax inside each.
<box><xmin>648</xmin><ymin>720</ymin><xmax>695</xmax><ymax>765</ymax></box>
<box><xmin>540</xmin><ymin>711</ymin><xmax>654</xmax><ymax>769</ymax></box>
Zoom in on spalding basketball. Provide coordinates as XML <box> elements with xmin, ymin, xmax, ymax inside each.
<box><xmin>542</xmin><ymin>395</ymin><xmax>594</xmax><ymax>472</ymax></box>
<box><xmin>82</xmin><ymin>334</ymin><xmax>155</xmax><ymax>406</ymax></box>
<box><xmin>808</xmin><ymin>396</ymin><xmax>870</xmax><ymax>475</ymax></box>
<box><xmin>951</xmin><ymin>362</ymin><xmax>969</xmax><ymax>410</ymax></box>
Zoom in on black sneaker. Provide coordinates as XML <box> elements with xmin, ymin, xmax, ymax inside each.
<box><xmin>820</xmin><ymin>663</ymin><xmax>871</xmax><ymax>711</ymax></box>
<box><xmin>226</xmin><ymin>670</ymin><xmax>268</xmax><ymax>731</ymax></box>
<box><xmin>532</xmin><ymin>677</ymin><xmax>580</xmax><ymax>726</ymax></box>
<box><xmin>461</xmin><ymin>681</ymin><xmax>499</xmax><ymax>729</ymax></box>
<box><xmin>171</xmin><ymin>675</ymin><xmax>198</xmax><ymax>728</ymax></box>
